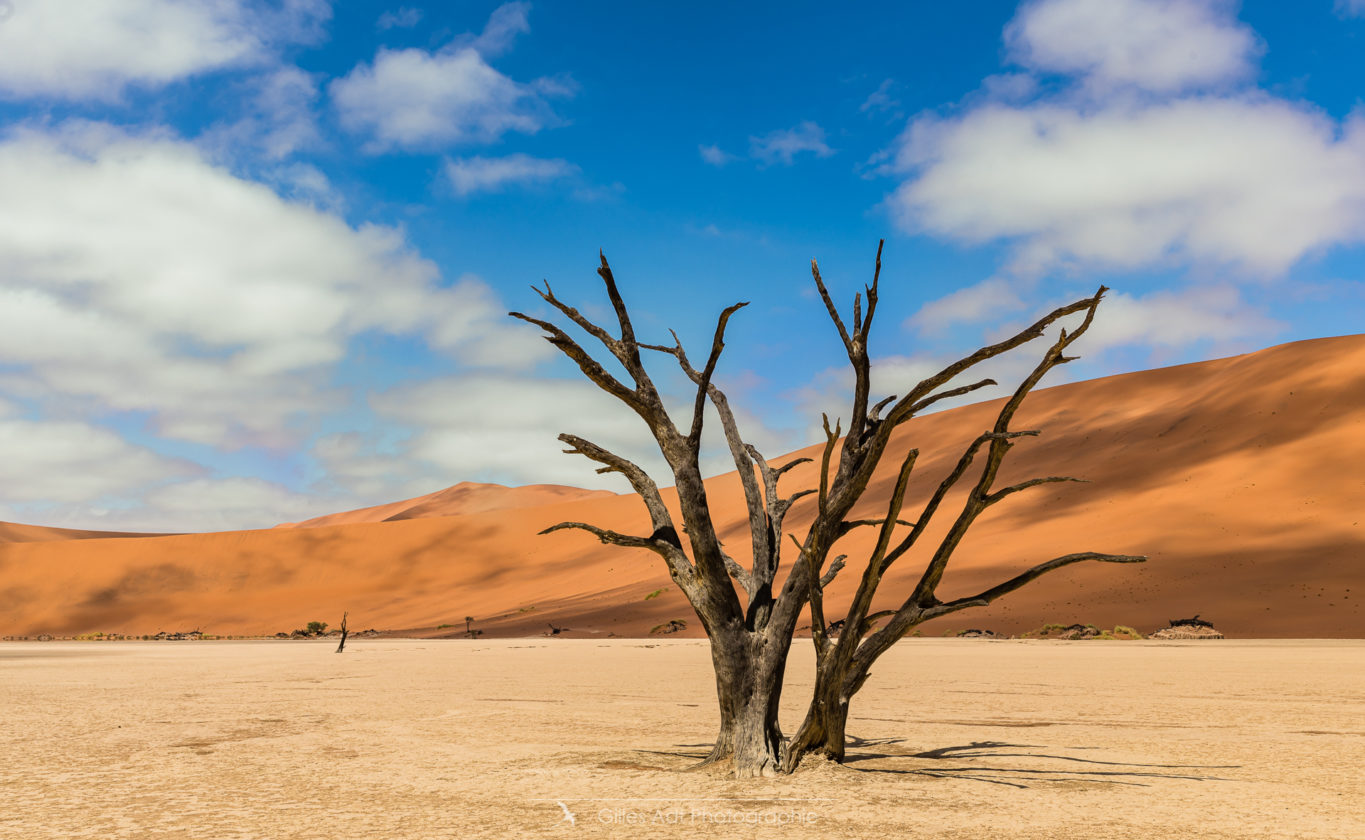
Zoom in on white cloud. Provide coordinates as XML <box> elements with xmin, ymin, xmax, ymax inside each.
<box><xmin>377</xmin><ymin>7</ymin><xmax>423</xmax><ymax>30</ymax></box>
<box><xmin>0</xmin><ymin>121</ymin><xmax>547</xmax><ymax>451</ymax></box>
<box><xmin>312</xmin><ymin>432</ymin><xmax>428</xmax><ymax>502</ymax></box>
<box><xmin>749</xmin><ymin>121</ymin><xmax>835</xmax><ymax>166</ymax></box>
<box><xmin>906</xmin><ymin>277</ymin><xmax>1029</xmax><ymax>334</ymax></box>
<box><xmin>1334</xmin><ymin>0</ymin><xmax>1365</xmax><ymax>18</ymax></box>
<box><xmin>140</xmin><ymin>477</ymin><xmax>345</xmax><ymax>533</ymax></box>
<box><xmin>246</xmin><ymin>65</ymin><xmax>323</xmax><ymax>159</ymax></box>
<box><xmin>444</xmin><ymin>154</ymin><xmax>576</xmax><ymax>196</ymax></box>
<box><xmin>0</xmin><ymin>420</ymin><xmax>195</xmax><ymax>506</ymax></box>
<box><xmin>893</xmin><ymin>98</ymin><xmax>1365</xmax><ymax>276</ymax></box>
<box><xmin>201</xmin><ymin>65</ymin><xmax>323</xmax><ymax>163</ymax></box>
<box><xmin>259</xmin><ymin>0</ymin><xmax>333</xmax><ymax>45</ymax></box>
<box><xmin>980</xmin><ymin>72</ymin><xmax>1039</xmax><ymax>102</ymax></box>
<box><xmin>331</xmin><ymin>3</ymin><xmax>567</xmax><ymax>150</ymax></box>
<box><xmin>860</xmin><ymin>79</ymin><xmax>901</xmax><ymax>115</ymax></box>
<box><xmin>873</xmin><ymin>0</ymin><xmax>1347</xmax><ymax>389</ymax></box>
<box><xmin>0</xmin><ymin>0</ymin><xmax>330</xmax><ymax>101</ymax></box>
<box><xmin>359</xmin><ymin>363</ymin><xmax>797</xmax><ymax>501</ymax></box>
<box><xmin>1073</xmin><ymin>284</ymin><xmax>1282</xmax><ymax>354</ymax></box>
<box><xmin>471</xmin><ymin>1</ymin><xmax>530</xmax><ymax>57</ymax></box>
<box><xmin>1006</xmin><ymin>0</ymin><xmax>1260</xmax><ymax>94</ymax></box>
<box><xmin>422</xmin><ymin>274</ymin><xmax>555</xmax><ymax>368</ymax></box>
<box><xmin>699</xmin><ymin>144</ymin><xmax>736</xmax><ymax>166</ymax></box>
<box><xmin>371</xmin><ymin>375</ymin><xmax>671</xmax><ymax>492</ymax></box>
<box><xmin>264</xmin><ymin>162</ymin><xmax>346</xmax><ymax>212</ymax></box>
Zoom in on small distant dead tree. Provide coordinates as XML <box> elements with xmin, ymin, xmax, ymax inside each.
<box><xmin>1169</xmin><ymin>614</ymin><xmax>1214</xmax><ymax>629</ymax></box>
<box><xmin>511</xmin><ymin>242</ymin><xmax>1144</xmax><ymax>777</ymax></box>
<box><xmin>335</xmin><ymin>612</ymin><xmax>349</xmax><ymax>653</ymax></box>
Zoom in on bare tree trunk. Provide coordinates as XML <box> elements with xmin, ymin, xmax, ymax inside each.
<box><xmin>700</xmin><ymin>628</ymin><xmax>789</xmax><ymax>777</ymax></box>
<box><xmin>334</xmin><ymin>611</ymin><xmax>348</xmax><ymax>653</ymax></box>
<box><xmin>785</xmin><ymin>680</ymin><xmax>849</xmax><ymax>765</ymax></box>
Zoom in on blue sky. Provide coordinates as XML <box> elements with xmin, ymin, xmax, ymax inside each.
<box><xmin>0</xmin><ymin>0</ymin><xmax>1363</xmax><ymax>531</ymax></box>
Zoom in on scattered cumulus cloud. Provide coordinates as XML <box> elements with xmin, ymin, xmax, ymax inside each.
<box><xmin>893</xmin><ymin>98</ymin><xmax>1365</xmax><ymax>277</ymax></box>
<box><xmin>330</xmin><ymin>2</ymin><xmax>569</xmax><ymax>151</ymax></box>
<box><xmin>367</xmin><ymin>368</ymin><xmax>796</xmax><ymax>497</ymax></box>
<box><xmin>312</xmin><ymin>432</ymin><xmax>429</xmax><ymax>503</ymax></box>
<box><xmin>377</xmin><ymin>6</ymin><xmax>423</xmax><ymax>30</ymax></box>
<box><xmin>259</xmin><ymin>0</ymin><xmax>333</xmax><ymax>46</ymax></box>
<box><xmin>371</xmin><ymin>375</ymin><xmax>667</xmax><ymax>491</ymax></box>
<box><xmin>1334</xmin><ymin>0</ymin><xmax>1365</xmax><ymax>18</ymax></box>
<box><xmin>200</xmin><ymin>65</ymin><xmax>324</xmax><ymax>163</ymax></box>
<box><xmin>140</xmin><ymin>477</ymin><xmax>342</xmax><ymax>533</ymax></box>
<box><xmin>887</xmin><ymin>0</ymin><xmax>1365</xmax><ymax>279</ymax></box>
<box><xmin>1074</xmin><ymin>284</ymin><xmax>1283</xmax><ymax>354</ymax></box>
<box><xmin>906</xmin><ymin>277</ymin><xmax>1028</xmax><ymax>335</ymax></box>
<box><xmin>0</xmin><ymin>121</ymin><xmax>547</xmax><ymax>453</ymax></box>
<box><xmin>247</xmin><ymin>65</ymin><xmax>324</xmax><ymax>159</ymax></box>
<box><xmin>0</xmin><ymin>420</ymin><xmax>196</xmax><ymax>506</ymax></box>
<box><xmin>699</xmin><ymin>144</ymin><xmax>736</xmax><ymax>166</ymax></box>
<box><xmin>980</xmin><ymin>72</ymin><xmax>1038</xmax><ymax>102</ymax></box>
<box><xmin>1005</xmin><ymin>0</ymin><xmax>1261</xmax><ymax>95</ymax></box>
<box><xmin>444</xmin><ymin>153</ymin><xmax>577</xmax><ymax>196</ymax></box>
<box><xmin>860</xmin><ymin>79</ymin><xmax>901</xmax><ymax>115</ymax></box>
<box><xmin>469</xmin><ymin>1</ymin><xmax>531</xmax><ymax>57</ymax></box>
<box><xmin>0</xmin><ymin>0</ymin><xmax>330</xmax><ymax>101</ymax></box>
<box><xmin>749</xmin><ymin>121</ymin><xmax>835</xmax><ymax>166</ymax></box>
<box><xmin>264</xmin><ymin>162</ymin><xmax>346</xmax><ymax>212</ymax></box>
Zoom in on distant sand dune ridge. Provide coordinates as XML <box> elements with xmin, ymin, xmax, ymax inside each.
<box><xmin>2</xmin><ymin>335</ymin><xmax>1363</xmax><ymax>638</ymax></box>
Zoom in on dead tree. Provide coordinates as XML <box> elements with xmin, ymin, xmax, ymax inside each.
<box><xmin>335</xmin><ymin>612</ymin><xmax>349</xmax><ymax>653</ymax></box>
<box><xmin>511</xmin><ymin>242</ymin><xmax>1144</xmax><ymax>777</ymax></box>
<box><xmin>1169</xmin><ymin>614</ymin><xmax>1213</xmax><ymax>629</ymax></box>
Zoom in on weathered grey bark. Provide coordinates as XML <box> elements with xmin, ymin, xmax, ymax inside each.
<box><xmin>511</xmin><ymin>242</ymin><xmax>1144</xmax><ymax>776</ymax></box>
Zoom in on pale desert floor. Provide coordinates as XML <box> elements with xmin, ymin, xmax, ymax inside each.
<box><xmin>1</xmin><ymin>639</ymin><xmax>1361</xmax><ymax>840</ymax></box>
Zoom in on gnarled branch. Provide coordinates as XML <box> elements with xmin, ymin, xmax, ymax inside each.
<box><xmin>921</xmin><ymin>552</ymin><xmax>1147</xmax><ymax>621</ymax></box>
<box><xmin>985</xmin><ymin>476</ymin><xmax>1088</xmax><ymax>506</ymax></box>
<box><xmin>557</xmin><ymin>433</ymin><xmax>677</xmax><ymax>543</ymax></box>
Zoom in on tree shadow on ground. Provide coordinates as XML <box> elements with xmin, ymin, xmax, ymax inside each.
<box><xmin>843</xmin><ymin>739</ymin><xmax>1241</xmax><ymax>788</ymax></box>
<box><xmin>624</xmin><ymin>736</ymin><xmax>1240</xmax><ymax>787</ymax></box>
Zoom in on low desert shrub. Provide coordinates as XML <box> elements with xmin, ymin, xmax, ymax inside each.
<box><xmin>1022</xmin><ymin>622</ymin><xmax>1071</xmax><ymax>638</ymax></box>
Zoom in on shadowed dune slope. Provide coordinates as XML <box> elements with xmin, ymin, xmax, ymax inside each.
<box><xmin>2</xmin><ymin>335</ymin><xmax>1363</xmax><ymax>638</ymax></box>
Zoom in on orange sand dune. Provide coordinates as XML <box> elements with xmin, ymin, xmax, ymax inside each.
<box><xmin>0</xmin><ymin>521</ymin><xmax>161</xmax><ymax>543</ymax></box>
<box><xmin>2</xmin><ymin>334</ymin><xmax>1363</xmax><ymax>638</ymax></box>
<box><xmin>275</xmin><ymin>481</ymin><xmax>616</xmax><ymax>528</ymax></box>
